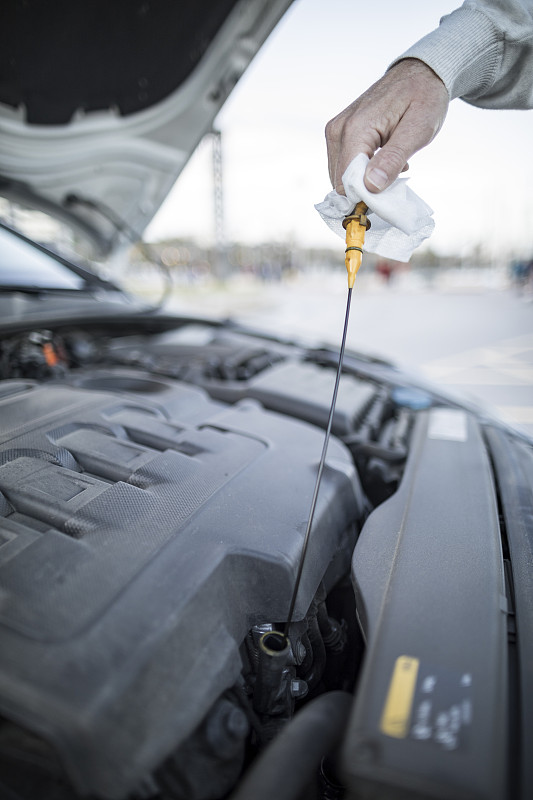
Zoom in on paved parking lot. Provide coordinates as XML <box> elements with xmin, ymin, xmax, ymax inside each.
<box><xmin>418</xmin><ymin>331</ymin><xmax>533</xmax><ymax>435</ymax></box>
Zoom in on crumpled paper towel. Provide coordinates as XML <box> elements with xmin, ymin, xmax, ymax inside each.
<box><xmin>315</xmin><ymin>153</ymin><xmax>434</xmax><ymax>262</ymax></box>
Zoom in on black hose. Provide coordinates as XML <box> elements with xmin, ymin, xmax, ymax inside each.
<box><xmin>228</xmin><ymin>691</ymin><xmax>352</xmax><ymax>800</ymax></box>
<box><xmin>342</xmin><ymin>437</ymin><xmax>407</xmax><ymax>463</ymax></box>
<box><xmin>253</xmin><ymin>631</ymin><xmax>290</xmax><ymax>715</ymax></box>
<box><xmin>302</xmin><ymin>614</ymin><xmax>326</xmax><ymax>691</ymax></box>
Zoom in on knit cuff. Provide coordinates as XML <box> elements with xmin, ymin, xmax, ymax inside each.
<box><xmin>388</xmin><ymin>6</ymin><xmax>502</xmax><ymax>101</ymax></box>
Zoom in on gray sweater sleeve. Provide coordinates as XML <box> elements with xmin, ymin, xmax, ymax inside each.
<box><xmin>390</xmin><ymin>0</ymin><xmax>533</xmax><ymax>109</ymax></box>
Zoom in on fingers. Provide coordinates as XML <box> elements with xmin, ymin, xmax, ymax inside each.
<box><xmin>363</xmin><ymin>95</ymin><xmax>447</xmax><ymax>192</ymax></box>
<box><xmin>325</xmin><ymin>58</ymin><xmax>449</xmax><ymax>195</ymax></box>
<box><xmin>326</xmin><ymin>108</ymin><xmax>378</xmax><ymax>194</ymax></box>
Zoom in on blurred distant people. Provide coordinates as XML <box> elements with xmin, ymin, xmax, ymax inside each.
<box><xmin>375</xmin><ymin>260</ymin><xmax>394</xmax><ymax>284</ymax></box>
<box><xmin>510</xmin><ymin>258</ymin><xmax>533</xmax><ymax>294</ymax></box>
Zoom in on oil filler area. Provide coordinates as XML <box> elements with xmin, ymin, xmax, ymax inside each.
<box><xmin>230</xmin><ymin>202</ymin><xmax>372</xmax><ymax>799</ymax></box>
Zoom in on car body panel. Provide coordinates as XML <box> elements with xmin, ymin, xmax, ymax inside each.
<box><xmin>0</xmin><ymin>0</ymin><xmax>293</xmax><ymax>256</ymax></box>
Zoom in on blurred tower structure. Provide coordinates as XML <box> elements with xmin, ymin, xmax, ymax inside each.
<box><xmin>211</xmin><ymin>128</ymin><xmax>228</xmax><ymax>280</ymax></box>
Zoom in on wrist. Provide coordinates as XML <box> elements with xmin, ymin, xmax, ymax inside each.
<box><xmin>387</xmin><ymin>58</ymin><xmax>447</xmax><ymax>92</ymax></box>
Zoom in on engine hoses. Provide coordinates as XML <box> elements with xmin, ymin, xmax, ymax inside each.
<box><xmin>228</xmin><ymin>691</ymin><xmax>352</xmax><ymax>800</ymax></box>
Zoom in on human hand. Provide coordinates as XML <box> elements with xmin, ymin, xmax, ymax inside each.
<box><xmin>325</xmin><ymin>58</ymin><xmax>449</xmax><ymax>194</ymax></box>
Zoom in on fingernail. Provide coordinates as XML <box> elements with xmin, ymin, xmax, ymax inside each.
<box><xmin>366</xmin><ymin>167</ymin><xmax>388</xmax><ymax>191</ymax></box>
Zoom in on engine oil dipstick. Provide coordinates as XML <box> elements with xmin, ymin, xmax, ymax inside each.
<box><xmin>284</xmin><ymin>203</ymin><xmax>369</xmax><ymax>635</ymax></box>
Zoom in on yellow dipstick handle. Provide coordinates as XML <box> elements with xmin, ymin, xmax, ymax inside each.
<box><xmin>342</xmin><ymin>201</ymin><xmax>370</xmax><ymax>288</ymax></box>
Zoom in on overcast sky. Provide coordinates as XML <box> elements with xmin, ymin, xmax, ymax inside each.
<box><xmin>146</xmin><ymin>0</ymin><xmax>533</xmax><ymax>260</ymax></box>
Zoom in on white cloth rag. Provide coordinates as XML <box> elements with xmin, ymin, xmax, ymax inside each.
<box><xmin>315</xmin><ymin>153</ymin><xmax>434</xmax><ymax>262</ymax></box>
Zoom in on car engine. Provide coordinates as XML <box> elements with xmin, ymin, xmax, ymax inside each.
<box><xmin>0</xmin><ymin>320</ymin><xmax>514</xmax><ymax>800</ymax></box>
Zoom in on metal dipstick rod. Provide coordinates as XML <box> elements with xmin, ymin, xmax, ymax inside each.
<box><xmin>284</xmin><ymin>202</ymin><xmax>369</xmax><ymax>635</ymax></box>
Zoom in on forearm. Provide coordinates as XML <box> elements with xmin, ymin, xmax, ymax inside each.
<box><xmin>390</xmin><ymin>0</ymin><xmax>533</xmax><ymax>109</ymax></box>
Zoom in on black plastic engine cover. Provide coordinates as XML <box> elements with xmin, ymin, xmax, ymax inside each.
<box><xmin>343</xmin><ymin>408</ymin><xmax>508</xmax><ymax>800</ymax></box>
<box><xmin>0</xmin><ymin>371</ymin><xmax>362</xmax><ymax>798</ymax></box>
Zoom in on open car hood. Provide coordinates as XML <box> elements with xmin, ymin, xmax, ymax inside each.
<box><xmin>0</xmin><ymin>0</ymin><xmax>292</xmax><ymax>257</ymax></box>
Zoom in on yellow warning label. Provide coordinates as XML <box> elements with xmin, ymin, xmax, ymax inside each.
<box><xmin>380</xmin><ymin>655</ymin><xmax>420</xmax><ymax>738</ymax></box>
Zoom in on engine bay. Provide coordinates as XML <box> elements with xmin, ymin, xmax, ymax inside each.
<box><xmin>0</xmin><ymin>320</ymin><xmax>516</xmax><ymax>800</ymax></box>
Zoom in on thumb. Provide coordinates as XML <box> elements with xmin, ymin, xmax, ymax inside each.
<box><xmin>364</xmin><ymin>143</ymin><xmax>410</xmax><ymax>193</ymax></box>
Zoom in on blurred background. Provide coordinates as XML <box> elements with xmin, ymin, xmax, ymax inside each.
<box><xmin>2</xmin><ymin>0</ymin><xmax>532</xmax><ymax>435</ymax></box>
